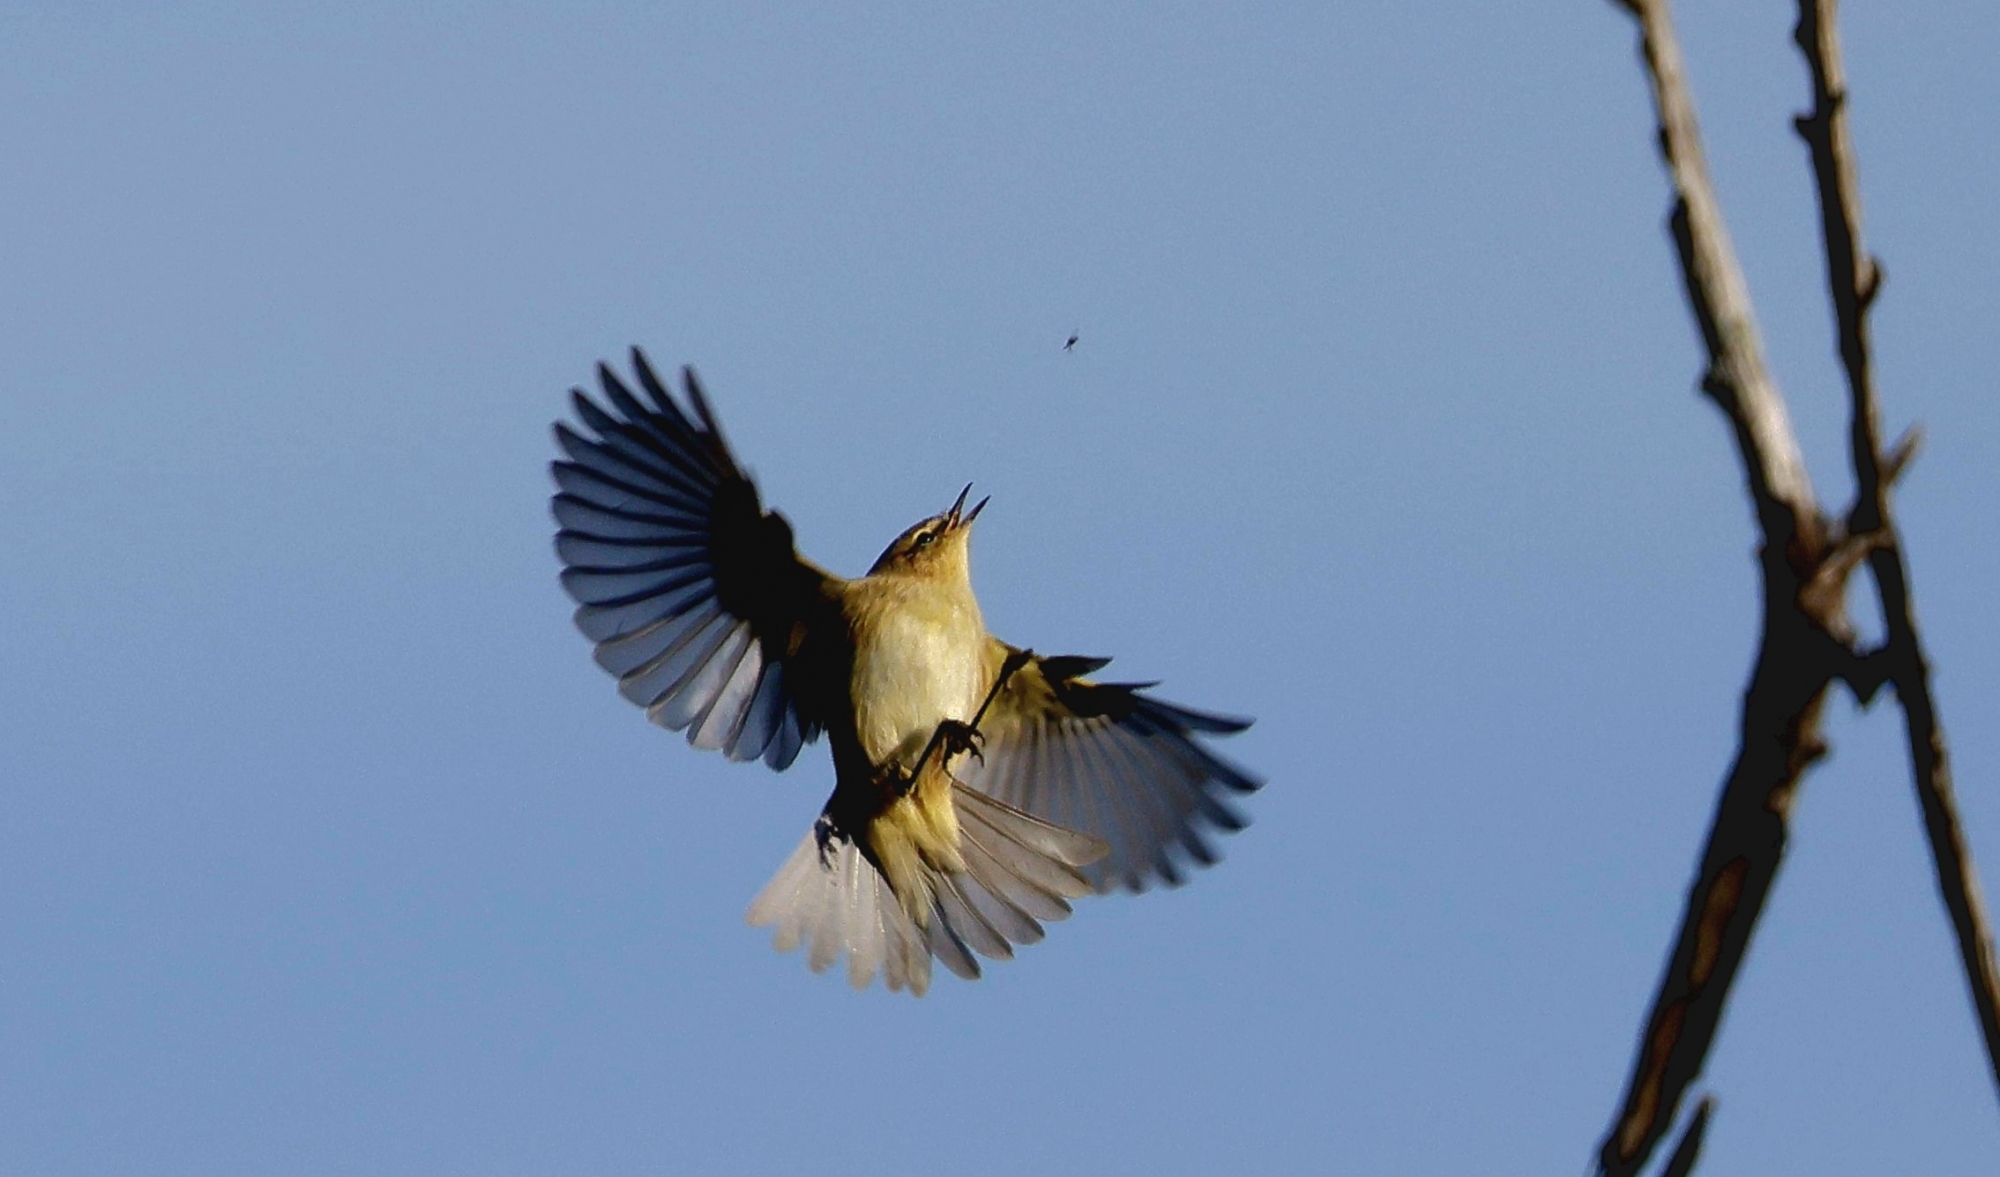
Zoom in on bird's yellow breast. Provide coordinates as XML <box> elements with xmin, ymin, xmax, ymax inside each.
<box><xmin>848</xmin><ymin>577</ymin><xmax>988</xmax><ymax>769</ymax></box>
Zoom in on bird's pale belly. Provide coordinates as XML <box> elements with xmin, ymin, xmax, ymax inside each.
<box><xmin>851</xmin><ymin>606</ymin><xmax>987</xmax><ymax>768</ymax></box>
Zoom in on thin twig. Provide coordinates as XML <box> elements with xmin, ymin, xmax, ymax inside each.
<box><xmin>907</xmin><ymin>647</ymin><xmax>1034</xmax><ymax>785</ymax></box>
<box><xmin>1793</xmin><ymin>0</ymin><xmax>2000</xmax><ymax>1097</ymax></box>
<box><xmin>1660</xmin><ymin>1097</ymin><xmax>1715</xmax><ymax>1177</ymax></box>
<box><xmin>1627</xmin><ymin>1</ymin><xmax>1815</xmax><ymax>526</ymax></box>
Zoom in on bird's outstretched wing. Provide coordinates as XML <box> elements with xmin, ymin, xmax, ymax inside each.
<box><xmin>551</xmin><ymin>349</ymin><xmax>843</xmax><ymax>769</ymax></box>
<box><xmin>952</xmin><ymin>642</ymin><xmax>1261</xmax><ymax>892</ymax></box>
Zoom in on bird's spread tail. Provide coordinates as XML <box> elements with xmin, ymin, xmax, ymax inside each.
<box><xmin>745</xmin><ymin>783</ymin><xmax>1108</xmax><ymax>995</ymax></box>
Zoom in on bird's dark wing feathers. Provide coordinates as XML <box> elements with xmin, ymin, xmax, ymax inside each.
<box><xmin>955</xmin><ymin>641</ymin><xmax>1262</xmax><ymax>893</ymax></box>
<box><xmin>551</xmin><ymin>348</ymin><xmax>840</xmax><ymax>770</ymax></box>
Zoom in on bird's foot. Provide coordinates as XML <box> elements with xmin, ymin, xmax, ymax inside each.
<box><xmin>879</xmin><ymin>763</ymin><xmax>917</xmax><ymax>799</ymax></box>
<box><xmin>932</xmin><ymin>717</ymin><xmax>986</xmax><ymax>766</ymax></box>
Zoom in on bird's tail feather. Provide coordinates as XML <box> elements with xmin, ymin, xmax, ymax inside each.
<box><xmin>746</xmin><ymin>784</ymin><xmax>1107</xmax><ymax>996</ymax></box>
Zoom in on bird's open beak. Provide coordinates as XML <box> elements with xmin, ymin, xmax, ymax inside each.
<box><xmin>946</xmin><ymin>483</ymin><xmax>988</xmax><ymax>530</ymax></box>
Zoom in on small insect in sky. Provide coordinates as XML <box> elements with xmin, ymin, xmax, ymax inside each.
<box><xmin>1063</xmin><ymin>331</ymin><xmax>1079</xmax><ymax>352</ymax></box>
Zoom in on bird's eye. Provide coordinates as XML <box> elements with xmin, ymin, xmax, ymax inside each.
<box><xmin>912</xmin><ymin>530</ymin><xmax>935</xmax><ymax>550</ymax></box>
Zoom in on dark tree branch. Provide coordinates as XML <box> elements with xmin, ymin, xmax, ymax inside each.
<box><xmin>1594</xmin><ymin>1</ymin><xmax>1998</xmax><ymax>1172</ymax></box>
<box><xmin>1880</xmin><ymin>424</ymin><xmax>1922</xmax><ymax>487</ymax></box>
<box><xmin>1836</xmin><ymin>643</ymin><xmax>1895</xmax><ymax>707</ymax></box>
<box><xmin>1798</xmin><ymin>526</ymin><xmax>1888</xmax><ymax>625</ymax></box>
<box><xmin>1793</xmin><ymin>0</ymin><xmax>2000</xmax><ymax>1096</ymax></box>
<box><xmin>1660</xmin><ymin>1097</ymin><xmax>1715</xmax><ymax>1177</ymax></box>
<box><xmin>1596</xmin><ymin>2</ymin><xmax>1861</xmax><ymax>1173</ymax></box>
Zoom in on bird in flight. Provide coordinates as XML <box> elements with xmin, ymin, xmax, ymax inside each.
<box><xmin>550</xmin><ymin>349</ymin><xmax>1259</xmax><ymax>995</ymax></box>
<box><xmin>1063</xmin><ymin>330</ymin><xmax>1079</xmax><ymax>352</ymax></box>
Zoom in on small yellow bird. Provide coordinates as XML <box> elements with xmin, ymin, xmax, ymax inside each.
<box><xmin>551</xmin><ymin>349</ymin><xmax>1260</xmax><ymax>995</ymax></box>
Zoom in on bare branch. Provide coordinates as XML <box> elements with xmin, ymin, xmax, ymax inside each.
<box><xmin>1798</xmin><ymin>526</ymin><xmax>1888</xmax><ymax>625</ymax></box>
<box><xmin>1794</xmin><ymin>0</ymin><xmax>2000</xmax><ymax>1099</ymax></box>
<box><xmin>1793</xmin><ymin>0</ymin><xmax>1883</xmax><ymax>506</ymax></box>
<box><xmin>1881</xmin><ymin>424</ymin><xmax>1922</xmax><ymax>486</ymax></box>
<box><xmin>1598</xmin><ymin>648</ymin><xmax>1832</xmax><ymax>1177</ymax></box>
<box><xmin>1595</xmin><ymin>1</ymin><xmax>1995</xmax><ymax>1170</ymax></box>
<box><xmin>1661</xmin><ymin>1097</ymin><xmax>1715</xmax><ymax>1177</ymax></box>
<box><xmin>1595</xmin><ymin>2</ymin><xmax>1859</xmax><ymax>1172</ymax></box>
<box><xmin>1837</xmin><ymin>643</ymin><xmax>1895</xmax><ymax>708</ymax></box>
<box><xmin>1884</xmin><ymin>592</ymin><xmax>2000</xmax><ymax>1093</ymax></box>
<box><xmin>1627</xmin><ymin>0</ymin><xmax>1817</xmax><ymax>537</ymax></box>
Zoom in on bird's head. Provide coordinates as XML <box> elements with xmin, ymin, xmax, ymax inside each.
<box><xmin>868</xmin><ymin>483</ymin><xmax>986</xmax><ymax>580</ymax></box>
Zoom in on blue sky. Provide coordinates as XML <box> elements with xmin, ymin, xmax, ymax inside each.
<box><xmin>3</xmin><ymin>3</ymin><xmax>1998</xmax><ymax>1173</ymax></box>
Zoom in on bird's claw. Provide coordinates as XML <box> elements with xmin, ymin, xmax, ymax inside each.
<box><xmin>934</xmin><ymin>718</ymin><xmax>986</xmax><ymax>765</ymax></box>
<box><xmin>881</xmin><ymin>763</ymin><xmax>918</xmax><ymax>799</ymax></box>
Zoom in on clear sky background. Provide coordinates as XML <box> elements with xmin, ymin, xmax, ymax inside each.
<box><xmin>3</xmin><ymin>3</ymin><xmax>1997</xmax><ymax>1174</ymax></box>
